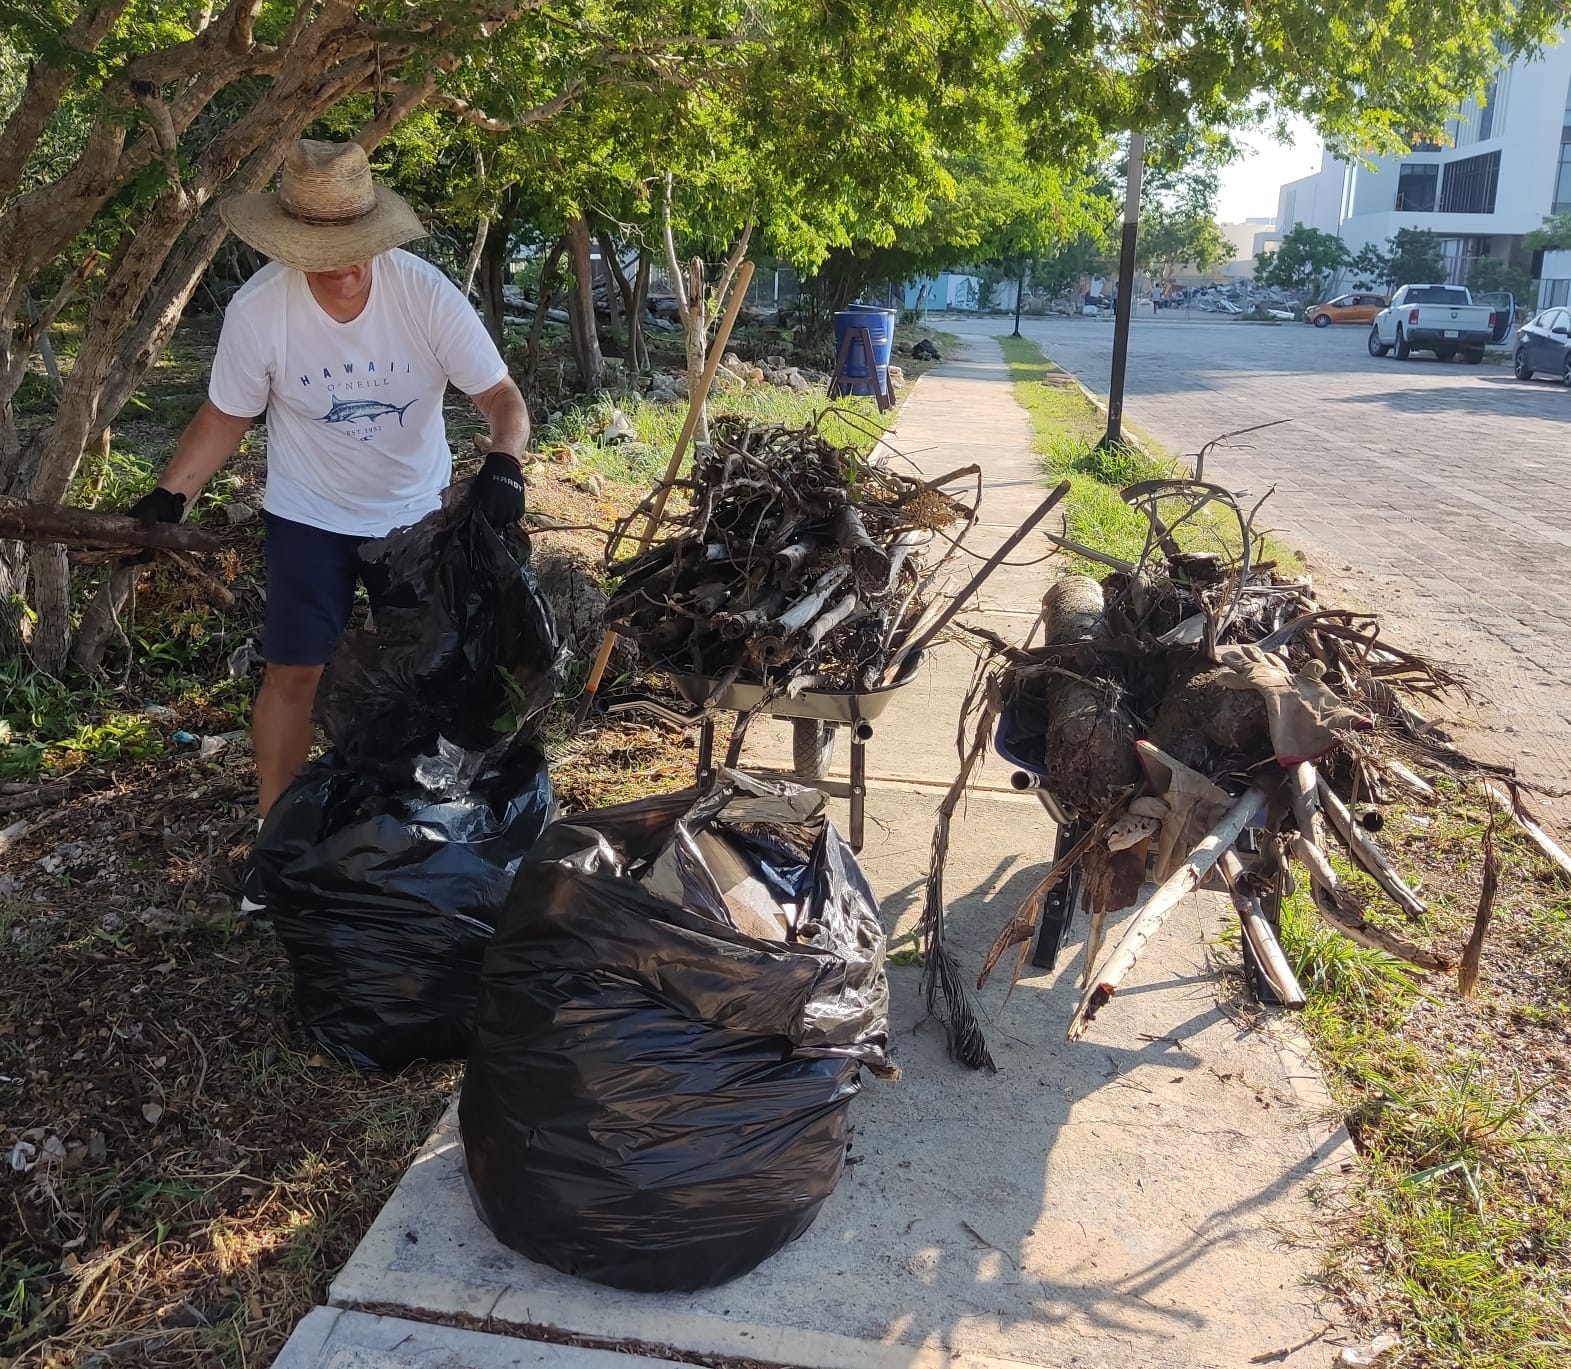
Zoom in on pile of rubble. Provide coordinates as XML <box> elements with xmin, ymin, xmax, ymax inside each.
<box><xmin>640</xmin><ymin>352</ymin><xmax>864</xmax><ymax>406</ymax></box>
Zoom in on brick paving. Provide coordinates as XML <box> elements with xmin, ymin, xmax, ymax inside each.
<box><xmin>950</xmin><ymin>314</ymin><xmax>1571</xmax><ymax>803</ymax></box>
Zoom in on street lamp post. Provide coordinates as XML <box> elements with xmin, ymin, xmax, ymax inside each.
<box><xmin>1100</xmin><ymin>130</ymin><xmax>1146</xmax><ymax>450</ymax></box>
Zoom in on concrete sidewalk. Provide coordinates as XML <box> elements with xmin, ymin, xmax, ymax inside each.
<box><xmin>272</xmin><ymin>339</ymin><xmax>1348</xmax><ymax>1369</ymax></box>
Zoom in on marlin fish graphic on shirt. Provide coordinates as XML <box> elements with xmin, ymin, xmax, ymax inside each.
<box><xmin>316</xmin><ymin>394</ymin><xmax>417</xmax><ymax>427</ymax></box>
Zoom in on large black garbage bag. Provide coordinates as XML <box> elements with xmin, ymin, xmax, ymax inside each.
<box><xmin>460</xmin><ymin>771</ymin><xmax>891</xmax><ymax>1293</ymax></box>
<box><xmin>254</xmin><ymin>738</ymin><xmax>555</xmax><ymax>1071</ymax></box>
<box><xmin>319</xmin><ymin>503</ymin><xmax>565</xmax><ymax>771</ymax></box>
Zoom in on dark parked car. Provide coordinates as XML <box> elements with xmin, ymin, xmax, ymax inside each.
<box><xmin>1512</xmin><ymin>308</ymin><xmax>1571</xmax><ymax>385</ymax></box>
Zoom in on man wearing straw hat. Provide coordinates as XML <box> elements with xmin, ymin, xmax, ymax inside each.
<box><xmin>129</xmin><ymin>139</ymin><xmax>530</xmax><ymax>818</ymax></box>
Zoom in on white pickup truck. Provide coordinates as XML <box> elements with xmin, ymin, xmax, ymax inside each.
<box><xmin>1367</xmin><ymin>284</ymin><xmax>1499</xmax><ymax>363</ymax></box>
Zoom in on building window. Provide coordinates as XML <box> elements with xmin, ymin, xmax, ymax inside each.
<box><xmin>1396</xmin><ymin>163</ymin><xmax>1438</xmax><ymax>212</ymax></box>
<box><xmin>1438</xmin><ymin>151</ymin><xmax>1501</xmax><ymax>213</ymax></box>
<box><xmin>1479</xmin><ymin>80</ymin><xmax>1496</xmax><ymax>140</ymax></box>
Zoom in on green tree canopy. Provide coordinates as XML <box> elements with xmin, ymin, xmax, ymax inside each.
<box><xmin>1016</xmin><ymin>0</ymin><xmax>1565</xmax><ymax>158</ymax></box>
<box><xmin>1467</xmin><ymin>257</ymin><xmax>1531</xmax><ymax>304</ymax></box>
<box><xmin>1386</xmin><ymin>228</ymin><xmax>1447</xmax><ymax>288</ymax></box>
<box><xmin>1254</xmin><ymin>226</ymin><xmax>1347</xmax><ymax>300</ymax></box>
<box><xmin>1525</xmin><ymin>214</ymin><xmax>1571</xmax><ymax>252</ymax></box>
<box><xmin>1138</xmin><ymin>205</ymin><xmax>1230</xmax><ymax>280</ymax></box>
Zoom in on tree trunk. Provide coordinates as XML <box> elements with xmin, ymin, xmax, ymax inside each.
<box><xmin>461</xmin><ymin>216</ymin><xmax>488</xmax><ymax>298</ymax></box>
<box><xmin>478</xmin><ymin>223</ymin><xmax>508</xmax><ymax>352</ymax></box>
<box><xmin>600</xmin><ymin>255</ymin><xmax>623</xmax><ymax>359</ymax></box>
<box><xmin>629</xmin><ymin>252</ymin><xmax>651</xmax><ymax>373</ymax></box>
<box><xmin>477</xmin><ymin>185</ymin><xmax>522</xmax><ymax>352</ymax></box>
<box><xmin>27</xmin><ymin>544</ymin><xmax>70</xmax><ymax>674</ymax></box>
<box><xmin>21</xmin><ymin>289</ymin><xmax>62</xmax><ymax>396</ymax></box>
<box><xmin>661</xmin><ymin>177</ymin><xmax>710</xmax><ymax>441</ymax></box>
<box><xmin>680</xmin><ymin>258</ymin><xmax>709</xmax><ymax>443</ymax></box>
<box><xmin>598</xmin><ymin>229</ymin><xmax>637</xmax><ymax>364</ymax></box>
<box><xmin>71</xmin><ymin>560</ymin><xmax>141</xmax><ymax>673</ymax></box>
<box><xmin>564</xmin><ymin>214</ymin><xmax>603</xmax><ymax>391</ymax></box>
<box><xmin>524</xmin><ymin>235</ymin><xmax>569</xmax><ymax>383</ymax></box>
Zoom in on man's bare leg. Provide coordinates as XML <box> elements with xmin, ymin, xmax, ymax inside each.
<box><xmin>255</xmin><ymin>663</ymin><xmax>324</xmax><ymax>816</ymax></box>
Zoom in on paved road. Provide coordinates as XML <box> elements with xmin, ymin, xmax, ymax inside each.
<box><xmin>948</xmin><ymin>314</ymin><xmax>1571</xmax><ymax>799</ymax></box>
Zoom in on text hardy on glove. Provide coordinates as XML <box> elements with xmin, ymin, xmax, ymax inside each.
<box><xmin>475</xmin><ymin>452</ymin><xmax>525</xmax><ymax>526</ymax></box>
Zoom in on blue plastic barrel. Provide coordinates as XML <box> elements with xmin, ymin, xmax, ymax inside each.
<box><xmin>833</xmin><ymin>306</ymin><xmax>896</xmax><ymax>396</ymax></box>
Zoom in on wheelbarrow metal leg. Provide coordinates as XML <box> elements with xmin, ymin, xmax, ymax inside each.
<box><xmin>1244</xmin><ymin>881</ymin><xmax>1287</xmax><ymax>1006</ymax></box>
<box><xmin>696</xmin><ymin>716</ymin><xmax>716</xmax><ymax>788</ymax></box>
<box><xmin>1031</xmin><ymin>818</ymin><xmax>1089</xmax><ymax>970</ymax></box>
<box><xmin>849</xmin><ymin>727</ymin><xmax>868</xmax><ymax>851</ymax></box>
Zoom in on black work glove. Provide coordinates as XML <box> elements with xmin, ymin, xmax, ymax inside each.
<box><xmin>126</xmin><ymin>487</ymin><xmax>186</xmax><ymax>526</ymax></box>
<box><xmin>124</xmin><ymin>487</ymin><xmax>187</xmax><ymax>563</ymax></box>
<box><xmin>474</xmin><ymin>451</ymin><xmax>525</xmax><ymax>526</ymax></box>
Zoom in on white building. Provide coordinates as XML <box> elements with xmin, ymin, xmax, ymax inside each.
<box><xmin>1275</xmin><ymin>33</ymin><xmax>1571</xmax><ymax>300</ymax></box>
<box><xmin>903</xmin><ymin>273</ymin><xmax>984</xmax><ymax>311</ymax></box>
<box><xmin>1217</xmin><ymin>217</ymin><xmax>1277</xmax><ymax>275</ymax></box>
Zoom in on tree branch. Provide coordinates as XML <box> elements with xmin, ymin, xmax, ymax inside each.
<box><xmin>713</xmin><ymin>217</ymin><xmax>754</xmax><ymax>322</ymax></box>
<box><xmin>443</xmin><ymin>79</ymin><xmax>585</xmax><ymax>132</ymax></box>
<box><xmin>122</xmin><ymin>0</ymin><xmax>267</xmax><ymax>84</ymax></box>
<box><xmin>0</xmin><ymin>0</ymin><xmax>131</xmax><ymax>205</ymax></box>
<box><xmin>662</xmin><ymin>174</ymin><xmax>694</xmax><ymax>328</ymax></box>
<box><xmin>356</xmin><ymin>73</ymin><xmax>439</xmax><ymax>150</ymax></box>
<box><xmin>21</xmin><ymin>253</ymin><xmax>100</xmax><ymax>353</ymax></box>
<box><xmin>0</xmin><ymin>497</ymin><xmax>223</xmax><ymax>553</ymax></box>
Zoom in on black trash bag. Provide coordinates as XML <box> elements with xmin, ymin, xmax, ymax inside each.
<box><xmin>254</xmin><ymin>736</ymin><xmax>555</xmax><ymax>1072</ymax></box>
<box><xmin>318</xmin><ymin>502</ymin><xmax>565</xmax><ymax>772</ymax></box>
<box><xmin>460</xmin><ymin>771</ymin><xmax>891</xmax><ymax>1293</ymax></box>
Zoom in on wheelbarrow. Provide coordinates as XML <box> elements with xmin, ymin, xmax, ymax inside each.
<box><xmin>992</xmin><ymin>691</ymin><xmax>1287</xmax><ymax>1003</ymax></box>
<box><xmin>598</xmin><ymin>651</ymin><xmax>925</xmax><ymax>851</ymax></box>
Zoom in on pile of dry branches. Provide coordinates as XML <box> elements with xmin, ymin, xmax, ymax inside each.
<box><xmin>604</xmin><ymin>416</ymin><xmax>979</xmax><ymax>693</ymax></box>
<box><xmin>919</xmin><ymin>478</ymin><xmax>1562</xmax><ymax>1070</ymax></box>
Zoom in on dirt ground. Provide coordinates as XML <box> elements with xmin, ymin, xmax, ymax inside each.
<box><xmin>0</xmin><ymin>383</ymin><xmax>698</xmax><ymax>1366</ymax></box>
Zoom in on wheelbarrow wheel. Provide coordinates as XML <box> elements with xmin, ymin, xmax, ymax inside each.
<box><xmin>792</xmin><ymin>719</ymin><xmax>838</xmax><ymax>781</ymax></box>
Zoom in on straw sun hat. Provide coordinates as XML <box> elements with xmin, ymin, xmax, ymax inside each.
<box><xmin>220</xmin><ymin>140</ymin><xmax>425</xmax><ymax>273</ymax></box>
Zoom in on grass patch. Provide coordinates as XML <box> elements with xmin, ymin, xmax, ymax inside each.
<box><xmin>1275</xmin><ymin>783</ymin><xmax>1571</xmax><ymax>1368</ymax></box>
<box><xmin>995</xmin><ymin>332</ymin><xmax>1300</xmax><ymax>574</ymax></box>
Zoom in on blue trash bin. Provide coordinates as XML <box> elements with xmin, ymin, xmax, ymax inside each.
<box><xmin>832</xmin><ymin>306</ymin><xmax>896</xmax><ymax>397</ymax></box>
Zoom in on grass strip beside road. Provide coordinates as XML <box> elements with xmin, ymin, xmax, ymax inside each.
<box><xmin>1281</xmin><ymin>782</ymin><xmax>1571</xmax><ymax>1369</ymax></box>
<box><xmin>995</xmin><ymin>331</ymin><xmax>1171</xmax><ymax>566</ymax></box>
<box><xmin>995</xmin><ymin>332</ymin><xmax>1294</xmax><ymax>572</ymax></box>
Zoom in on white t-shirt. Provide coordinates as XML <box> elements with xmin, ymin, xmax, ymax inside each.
<box><xmin>209</xmin><ymin>250</ymin><xmax>509</xmax><ymax>537</ymax></box>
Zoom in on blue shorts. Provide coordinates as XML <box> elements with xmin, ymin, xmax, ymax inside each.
<box><xmin>261</xmin><ymin>511</ymin><xmax>389</xmax><ymax>666</ymax></box>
